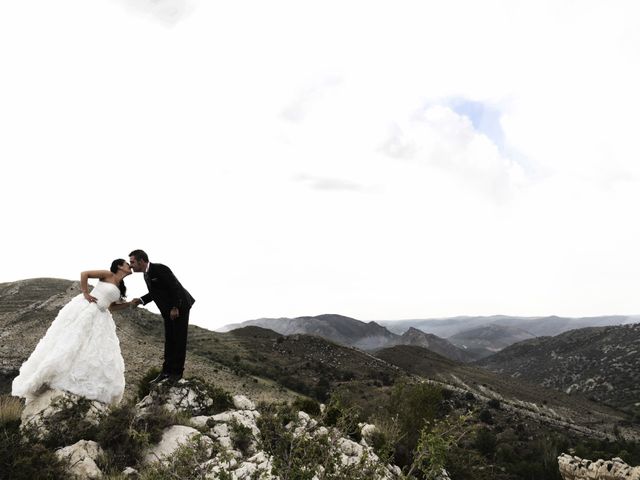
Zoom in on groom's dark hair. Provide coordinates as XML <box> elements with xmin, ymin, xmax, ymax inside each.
<box><xmin>129</xmin><ymin>249</ymin><xmax>149</xmax><ymax>262</ymax></box>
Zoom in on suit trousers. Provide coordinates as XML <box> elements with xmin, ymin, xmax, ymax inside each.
<box><xmin>161</xmin><ymin>307</ymin><xmax>190</xmax><ymax>376</ymax></box>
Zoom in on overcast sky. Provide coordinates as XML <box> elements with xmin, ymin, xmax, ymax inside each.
<box><xmin>2</xmin><ymin>0</ymin><xmax>640</xmax><ymax>330</ymax></box>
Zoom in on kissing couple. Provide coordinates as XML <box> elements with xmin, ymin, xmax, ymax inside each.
<box><xmin>11</xmin><ymin>249</ymin><xmax>195</xmax><ymax>405</ymax></box>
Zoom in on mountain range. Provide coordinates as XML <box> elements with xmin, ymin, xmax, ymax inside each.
<box><xmin>377</xmin><ymin>314</ymin><xmax>639</xmax><ymax>338</ymax></box>
<box><xmin>220</xmin><ymin>313</ymin><xmax>640</xmax><ymax>361</ymax></box>
<box><xmin>219</xmin><ymin>314</ymin><xmax>474</xmax><ymax>362</ymax></box>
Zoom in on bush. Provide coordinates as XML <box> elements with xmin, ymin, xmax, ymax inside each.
<box><xmin>367</xmin><ymin>415</ymin><xmax>402</xmax><ymax>464</ymax></box>
<box><xmin>475</xmin><ymin>427</ymin><xmax>497</xmax><ymax>457</ymax></box>
<box><xmin>322</xmin><ymin>397</ymin><xmax>362</xmax><ymax>442</ymax></box>
<box><xmin>137</xmin><ymin>367</ymin><xmax>162</xmax><ymax>400</ymax></box>
<box><xmin>478</xmin><ymin>409</ymin><xmax>493</xmax><ymax>424</ymax></box>
<box><xmin>257</xmin><ymin>403</ymin><xmax>385</xmax><ymax>480</ymax></box>
<box><xmin>0</xmin><ymin>419</ymin><xmax>67</xmax><ymax>480</ymax></box>
<box><xmin>96</xmin><ymin>402</ymin><xmax>181</xmax><ymax>473</ymax></box>
<box><xmin>292</xmin><ymin>397</ymin><xmax>321</xmax><ymax>417</ymax></box>
<box><xmin>385</xmin><ymin>381</ymin><xmax>445</xmax><ymax>467</ymax></box>
<box><xmin>38</xmin><ymin>395</ymin><xmax>102</xmax><ymax>448</ymax></box>
<box><xmin>229</xmin><ymin>418</ymin><xmax>253</xmax><ymax>455</ymax></box>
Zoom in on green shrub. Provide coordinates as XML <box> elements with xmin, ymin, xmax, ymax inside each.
<box><xmin>137</xmin><ymin>367</ymin><xmax>162</xmax><ymax>400</ymax></box>
<box><xmin>96</xmin><ymin>402</ymin><xmax>180</xmax><ymax>473</ymax></box>
<box><xmin>229</xmin><ymin>418</ymin><xmax>253</xmax><ymax>456</ymax></box>
<box><xmin>475</xmin><ymin>427</ymin><xmax>497</xmax><ymax>457</ymax></box>
<box><xmin>0</xmin><ymin>419</ymin><xmax>67</xmax><ymax>480</ymax></box>
<box><xmin>385</xmin><ymin>381</ymin><xmax>445</xmax><ymax>467</ymax></box>
<box><xmin>478</xmin><ymin>409</ymin><xmax>493</xmax><ymax>424</ymax></box>
<box><xmin>367</xmin><ymin>415</ymin><xmax>402</xmax><ymax>464</ymax></box>
<box><xmin>257</xmin><ymin>403</ymin><xmax>385</xmax><ymax>480</ymax></box>
<box><xmin>322</xmin><ymin>397</ymin><xmax>362</xmax><ymax>442</ymax></box>
<box><xmin>292</xmin><ymin>397</ymin><xmax>321</xmax><ymax>416</ymax></box>
<box><xmin>38</xmin><ymin>395</ymin><xmax>102</xmax><ymax>448</ymax></box>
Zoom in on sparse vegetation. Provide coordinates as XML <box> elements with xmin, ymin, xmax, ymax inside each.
<box><xmin>37</xmin><ymin>395</ymin><xmax>103</xmax><ymax>448</ymax></box>
<box><xmin>0</xmin><ymin>414</ymin><xmax>68</xmax><ymax>480</ymax></box>
<box><xmin>0</xmin><ymin>395</ymin><xmax>22</xmax><ymax>425</ymax></box>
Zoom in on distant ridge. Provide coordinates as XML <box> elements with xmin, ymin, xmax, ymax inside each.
<box><xmin>377</xmin><ymin>314</ymin><xmax>639</xmax><ymax>338</ymax></box>
<box><xmin>219</xmin><ymin>314</ymin><xmax>473</xmax><ymax>362</ymax></box>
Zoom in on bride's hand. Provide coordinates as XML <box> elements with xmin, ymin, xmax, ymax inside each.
<box><xmin>83</xmin><ymin>292</ymin><xmax>97</xmax><ymax>303</ymax></box>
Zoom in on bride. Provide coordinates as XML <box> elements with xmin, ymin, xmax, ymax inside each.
<box><xmin>12</xmin><ymin>259</ymin><xmax>135</xmax><ymax>405</ymax></box>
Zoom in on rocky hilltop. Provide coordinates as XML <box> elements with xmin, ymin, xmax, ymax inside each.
<box><xmin>476</xmin><ymin>323</ymin><xmax>640</xmax><ymax>412</ymax></box>
<box><xmin>390</xmin><ymin>327</ymin><xmax>474</xmax><ymax>363</ymax></box>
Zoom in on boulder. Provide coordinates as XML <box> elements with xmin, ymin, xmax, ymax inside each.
<box><xmin>137</xmin><ymin>378</ymin><xmax>224</xmax><ymax>417</ymax></box>
<box><xmin>143</xmin><ymin>425</ymin><xmax>214</xmax><ymax>464</ymax></box>
<box><xmin>21</xmin><ymin>388</ymin><xmax>107</xmax><ymax>438</ymax></box>
<box><xmin>232</xmin><ymin>395</ymin><xmax>256</xmax><ymax>411</ymax></box>
<box><xmin>55</xmin><ymin>440</ymin><xmax>104</xmax><ymax>480</ymax></box>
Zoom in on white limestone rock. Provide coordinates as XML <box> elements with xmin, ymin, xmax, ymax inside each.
<box><xmin>558</xmin><ymin>453</ymin><xmax>640</xmax><ymax>480</ymax></box>
<box><xmin>55</xmin><ymin>440</ymin><xmax>104</xmax><ymax>480</ymax></box>
<box><xmin>21</xmin><ymin>389</ymin><xmax>107</xmax><ymax>438</ymax></box>
<box><xmin>136</xmin><ymin>378</ymin><xmax>220</xmax><ymax>417</ymax></box>
<box><xmin>143</xmin><ymin>425</ymin><xmax>214</xmax><ymax>464</ymax></box>
<box><xmin>359</xmin><ymin>422</ymin><xmax>377</xmax><ymax>445</ymax></box>
<box><xmin>232</xmin><ymin>395</ymin><xmax>256</xmax><ymax>411</ymax></box>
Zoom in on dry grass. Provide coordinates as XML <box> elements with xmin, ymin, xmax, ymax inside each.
<box><xmin>0</xmin><ymin>395</ymin><xmax>23</xmax><ymax>424</ymax></box>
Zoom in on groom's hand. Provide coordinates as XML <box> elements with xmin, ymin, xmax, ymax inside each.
<box><xmin>131</xmin><ymin>298</ymin><xmax>142</xmax><ymax>306</ymax></box>
<box><xmin>170</xmin><ymin>307</ymin><xmax>179</xmax><ymax>320</ymax></box>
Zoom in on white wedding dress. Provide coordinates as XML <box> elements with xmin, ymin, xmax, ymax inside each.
<box><xmin>12</xmin><ymin>281</ymin><xmax>126</xmax><ymax>405</ymax></box>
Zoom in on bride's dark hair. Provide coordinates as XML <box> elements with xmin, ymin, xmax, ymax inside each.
<box><xmin>110</xmin><ymin>259</ymin><xmax>127</xmax><ymax>299</ymax></box>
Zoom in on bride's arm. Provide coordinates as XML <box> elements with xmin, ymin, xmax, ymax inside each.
<box><xmin>80</xmin><ymin>269</ymin><xmax>112</xmax><ymax>302</ymax></box>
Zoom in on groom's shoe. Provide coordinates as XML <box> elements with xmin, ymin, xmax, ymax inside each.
<box><xmin>166</xmin><ymin>374</ymin><xmax>182</xmax><ymax>384</ymax></box>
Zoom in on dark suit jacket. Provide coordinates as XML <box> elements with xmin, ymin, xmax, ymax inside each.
<box><xmin>141</xmin><ymin>263</ymin><xmax>195</xmax><ymax>313</ymax></box>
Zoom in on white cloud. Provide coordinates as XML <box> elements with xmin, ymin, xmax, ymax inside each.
<box><xmin>380</xmin><ymin>105</ymin><xmax>526</xmax><ymax>202</ymax></box>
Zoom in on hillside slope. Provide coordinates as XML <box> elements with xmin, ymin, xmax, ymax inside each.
<box><xmin>476</xmin><ymin>324</ymin><xmax>640</xmax><ymax>412</ymax></box>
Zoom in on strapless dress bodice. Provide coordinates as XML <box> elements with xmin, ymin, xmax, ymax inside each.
<box><xmin>90</xmin><ymin>281</ymin><xmax>122</xmax><ymax>310</ymax></box>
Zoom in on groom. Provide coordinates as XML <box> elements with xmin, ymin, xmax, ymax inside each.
<box><xmin>129</xmin><ymin>249</ymin><xmax>195</xmax><ymax>383</ymax></box>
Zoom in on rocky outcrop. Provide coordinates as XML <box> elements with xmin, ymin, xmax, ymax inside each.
<box><xmin>20</xmin><ymin>388</ymin><xmax>107</xmax><ymax>438</ymax></box>
<box><xmin>558</xmin><ymin>453</ymin><xmax>640</xmax><ymax>480</ymax></box>
<box><xmin>18</xmin><ymin>379</ymin><xmax>402</xmax><ymax>480</ymax></box>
